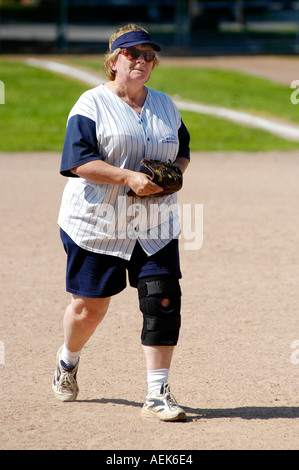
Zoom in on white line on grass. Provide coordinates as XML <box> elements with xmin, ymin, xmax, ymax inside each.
<box><xmin>26</xmin><ymin>58</ymin><xmax>101</xmax><ymax>87</ymax></box>
<box><xmin>174</xmin><ymin>98</ymin><xmax>299</xmax><ymax>142</ymax></box>
<box><xmin>26</xmin><ymin>58</ymin><xmax>299</xmax><ymax>142</ymax></box>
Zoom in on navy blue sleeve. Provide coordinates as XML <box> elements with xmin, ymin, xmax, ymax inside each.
<box><xmin>60</xmin><ymin>114</ymin><xmax>102</xmax><ymax>177</ymax></box>
<box><xmin>177</xmin><ymin>120</ymin><xmax>190</xmax><ymax>160</ymax></box>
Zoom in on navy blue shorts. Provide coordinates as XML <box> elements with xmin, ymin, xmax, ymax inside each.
<box><xmin>60</xmin><ymin>229</ymin><xmax>182</xmax><ymax>298</ymax></box>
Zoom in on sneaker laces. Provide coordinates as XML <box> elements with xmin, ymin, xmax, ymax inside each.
<box><xmin>160</xmin><ymin>383</ymin><xmax>179</xmax><ymax>410</ymax></box>
<box><xmin>165</xmin><ymin>391</ymin><xmax>179</xmax><ymax>410</ymax></box>
<box><xmin>59</xmin><ymin>365</ymin><xmax>78</xmax><ymax>392</ymax></box>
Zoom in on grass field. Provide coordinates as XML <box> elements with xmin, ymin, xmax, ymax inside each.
<box><xmin>0</xmin><ymin>58</ymin><xmax>298</xmax><ymax>152</ymax></box>
<box><xmin>0</xmin><ymin>61</ymin><xmax>87</xmax><ymax>151</ymax></box>
<box><xmin>72</xmin><ymin>58</ymin><xmax>298</xmax><ymax>123</ymax></box>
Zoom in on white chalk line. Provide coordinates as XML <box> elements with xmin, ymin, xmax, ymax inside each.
<box><xmin>26</xmin><ymin>58</ymin><xmax>101</xmax><ymax>87</ymax></box>
<box><xmin>26</xmin><ymin>58</ymin><xmax>299</xmax><ymax>142</ymax></box>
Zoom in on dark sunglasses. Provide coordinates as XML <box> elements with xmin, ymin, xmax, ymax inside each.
<box><xmin>119</xmin><ymin>47</ymin><xmax>156</xmax><ymax>63</ymax></box>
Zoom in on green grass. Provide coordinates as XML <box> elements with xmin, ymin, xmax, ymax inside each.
<box><xmin>181</xmin><ymin>110</ymin><xmax>299</xmax><ymax>152</ymax></box>
<box><xmin>148</xmin><ymin>66</ymin><xmax>298</xmax><ymax>124</ymax></box>
<box><xmin>69</xmin><ymin>58</ymin><xmax>299</xmax><ymax>124</ymax></box>
<box><xmin>0</xmin><ymin>58</ymin><xmax>298</xmax><ymax>152</ymax></box>
<box><xmin>0</xmin><ymin>60</ymin><xmax>88</xmax><ymax>151</ymax></box>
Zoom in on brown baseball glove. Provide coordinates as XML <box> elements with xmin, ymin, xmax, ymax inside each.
<box><xmin>127</xmin><ymin>158</ymin><xmax>183</xmax><ymax>198</ymax></box>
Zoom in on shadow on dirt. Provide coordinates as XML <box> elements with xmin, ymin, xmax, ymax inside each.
<box><xmin>76</xmin><ymin>398</ymin><xmax>299</xmax><ymax>422</ymax></box>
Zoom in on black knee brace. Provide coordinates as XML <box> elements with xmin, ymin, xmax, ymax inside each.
<box><xmin>137</xmin><ymin>275</ymin><xmax>182</xmax><ymax>346</ymax></box>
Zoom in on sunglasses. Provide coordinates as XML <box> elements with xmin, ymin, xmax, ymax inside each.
<box><xmin>119</xmin><ymin>47</ymin><xmax>156</xmax><ymax>63</ymax></box>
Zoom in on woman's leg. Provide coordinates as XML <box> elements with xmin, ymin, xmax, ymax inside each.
<box><xmin>137</xmin><ymin>277</ymin><xmax>186</xmax><ymax>420</ymax></box>
<box><xmin>142</xmin><ymin>344</ymin><xmax>175</xmax><ymax>370</ymax></box>
<box><xmin>141</xmin><ymin>343</ymin><xmax>186</xmax><ymax>421</ymax></box>
<box><xmin>53</xmin><ymin>295</ymin><xmax>110</xmax><ymax>402</ymax></box>
<box><xmin>63</xmin><ymin>294</ymin><xmax>111</xmax><ymax>352</ymax></box>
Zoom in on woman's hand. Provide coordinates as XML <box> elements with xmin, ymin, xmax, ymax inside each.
<box><xmin>126</xmin><ymin>171</ymin><xmax>163</xmax><ymax>197</ymax></box>
<box><xmin>71</xmin><ymin>160</ymin><xmax>162</xmax><ymax>196</ymax></box>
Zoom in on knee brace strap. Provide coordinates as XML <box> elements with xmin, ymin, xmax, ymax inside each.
<box><xmin>137</xmin><ymin>276</ymin><xmax>182</xmax><ymax>346</ymax></box>
<box><xmin>138</xmin><ymin>277</ymin><xmax>181</xmax><ymax>300</ymax></box>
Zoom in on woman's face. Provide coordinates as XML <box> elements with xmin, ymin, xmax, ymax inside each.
<box><xmin>112</xmin><ymin>44</ymin><xmax>155</xmax><ymax>85</ymax></box>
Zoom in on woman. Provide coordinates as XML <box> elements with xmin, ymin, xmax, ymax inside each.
<box><xmin>52</xmin><ymin>24</ymin><xmax>190</xmax><ymax>422</ymax></box>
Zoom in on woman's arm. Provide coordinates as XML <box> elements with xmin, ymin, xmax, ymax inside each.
<box><xmin>71</xmin><ymin>160</ymin><xmax>163</xmax><ymax>196</ymax></box>
<box><xmin>173</xmin><ymin>119</ymin><xmax>190</xmax><ymax>174</ymax></box>
<box><xmin>172</xmin><ymin>156</ymin><xmax>190</xmax><ymax>174</ymax></box>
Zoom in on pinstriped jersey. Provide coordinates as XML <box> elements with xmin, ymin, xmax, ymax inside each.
<box><xmin>58</xmin><ymin>84</ymin><xmax>190</xmax><ymax>260</ymax></box>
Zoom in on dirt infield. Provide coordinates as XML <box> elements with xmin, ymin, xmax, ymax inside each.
<box><xmin>1</xmin><ymin>148</ymin><xmax>299</xmax><ymax>450</ymax></box>
<box><xmin>160</xmin><ymin>55</ymin><xmax>299</xmax><ymax>85</ymax></box>
<box><xmin>1</xmin><ymin>55</ymin><xmax>299</xmax><ymax>451</ymax></box>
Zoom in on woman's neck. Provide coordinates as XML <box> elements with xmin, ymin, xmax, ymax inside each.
<box><xmin>105</xmin><ymin>81</ymin><xmax>147</xmax><ymax>114</ymax></box>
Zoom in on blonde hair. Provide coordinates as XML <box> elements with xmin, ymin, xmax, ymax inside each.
<box><xmin>103</xmin><ymin>24</ymin><xmax>159</xmax><ymax>81</ymax></box>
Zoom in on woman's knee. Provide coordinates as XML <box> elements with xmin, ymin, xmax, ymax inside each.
<box><xmin>70</xmin><ymin>295</ymin><xmax>110</xmax><ymax>326</ymax></box>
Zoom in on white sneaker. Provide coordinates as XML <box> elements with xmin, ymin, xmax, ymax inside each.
<box><xmin>141</xmin><ymin>383</ymin><xmax>186</xmax><ymax>421</ymax></box>
<box><xmin>52</xmin><ymin>347</ymin><xmax>79</xmax><ymax>402</ymax></box>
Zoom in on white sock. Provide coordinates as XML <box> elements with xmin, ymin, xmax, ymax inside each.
<box><xmin>60</xmin><ymin>344</ymin><xmax>81</xmax><ymax>368</ymax></box>
<box><xmin>146</xmin><ymin>368</ymin><xmax>169</xmax><ymax>397</ymax></box>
